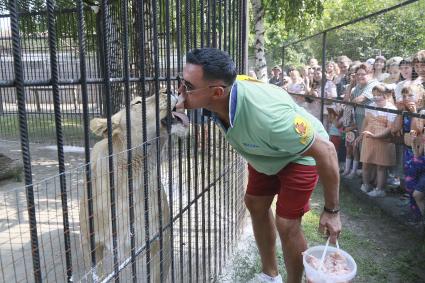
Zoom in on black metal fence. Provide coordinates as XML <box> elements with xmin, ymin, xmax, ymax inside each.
<box><xmin>0</xmin><ymin>0</ymin><xmax>248</xmax><ymax>282</ymax></box>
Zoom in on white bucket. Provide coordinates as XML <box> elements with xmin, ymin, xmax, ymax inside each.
<box><xmin>303</xmin><ymin>245</ymin><xmax>357</xmax><ymax>283</ymax></box>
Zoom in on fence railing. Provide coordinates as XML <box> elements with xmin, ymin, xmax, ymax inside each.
<box><xmin>0</xmin><ymin>0</ymin><xmax>248</xmax><ymax>282</ymax></box>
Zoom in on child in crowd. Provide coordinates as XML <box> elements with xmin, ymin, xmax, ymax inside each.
<box><xmin>341</xmin><ymin>63</ymin><xmax>361</xmax><ymax>177</ymax></box>
<box><xmin>393</xmin><ymin>84</ymin><xmax>425</xmax><ymax>221</ymax></box>
<box><xmin>408</xmin><ymin>128</ymin><xmax>425</xmax><ymax>220</ymax></box>
<box><xmin>358</xmin><ymin>84</ymin><xmax>397</xmax><ymax>196</ymax></box>
<box><xmin>410</xmin><ymin>104</ymin><xmax>425</xmax><ymax>220</ymax></box>
<box><xmin>395</xmin><ymin>58</ymin><xmax>417</xmax><ymax>109</ymax></box>
<box><xmin>385</xmin><ymin>87</ymin><xmax>402</xmax><ymax>187</ymax></box>
<box><xmin>327</xmin><ymin>106</ymin><xmax>343</xmax><ymax>152</ymax></box>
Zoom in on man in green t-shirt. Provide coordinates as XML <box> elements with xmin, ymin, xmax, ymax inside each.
<box><xmin>176</xmin><ymin>48</ymin><xmax>341</xmax><ymax>283</ymax></box>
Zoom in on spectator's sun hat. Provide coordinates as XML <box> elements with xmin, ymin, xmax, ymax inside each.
<box><xmin>366</xmin><ymin>58</ymin><xmax>375</xmax><ymax>66</ymax></box>
<box><xmin>272</xmin><ymin>65</ymin><xmax>282</xmax><ymax>72</ymax></box>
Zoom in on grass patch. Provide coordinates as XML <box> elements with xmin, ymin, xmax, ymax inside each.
<box><xmin>0</xmin><ymin>114</ymin><xmax>98</xmax><ymax>144</ymax></box>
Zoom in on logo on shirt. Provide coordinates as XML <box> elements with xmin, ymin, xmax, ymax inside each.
<box><xmin>294</xmin><ymin>116</ymin><xmax>312</xmax><ymax>145</ymax></box>
<box><xmin>243</xmin><ymin>142</ymin><xmax>260</xmax><ymax>148</ymax></box>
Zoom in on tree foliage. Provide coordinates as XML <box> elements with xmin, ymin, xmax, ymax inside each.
<box><xmin>251</xmin><ymin>0</ymin><xmax>425</xmax><ymax>69</ymax></box>
<box><xmin>312</xmin><ymin>0</ymin><xmax>425</xmax><ymax>61</ymax></box>
<box><xmin>248</xmin><ymin>0</ymin><xmax>324</xmax><ymax>68</ymax></box>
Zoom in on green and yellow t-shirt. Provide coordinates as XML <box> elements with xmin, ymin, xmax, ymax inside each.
<box><xmin>216</xmin><ymin>77</ymin><xmax>329</xmax><ymax>175</ymax></box>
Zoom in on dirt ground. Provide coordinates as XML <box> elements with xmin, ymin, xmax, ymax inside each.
<box><xmin>0</xmin><ymin>139</ymin><xmax>86</xmax><ymax>191</ymax></box>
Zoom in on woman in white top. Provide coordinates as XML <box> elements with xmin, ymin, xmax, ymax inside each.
<box><xmin>373</xmin><ymin>55</ymin><xmax>390</xmax><ymax>82</ymax></box>
<box><xmin>306</xmin><ymin>66</ymin><xmax>337</xmax><ymax>124</ymax></box>
<box><xmin>326</xmin><ymin>61</ymin><xmax>339</xmax><ymax>83</ymax></box>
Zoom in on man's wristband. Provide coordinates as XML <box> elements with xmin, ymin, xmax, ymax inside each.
<box><xmin>323</xmin><ymin>206</ymin><xmax>340</xmax><ymax>214</ymax></box>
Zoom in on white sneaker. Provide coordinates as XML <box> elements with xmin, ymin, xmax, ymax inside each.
<box><xmin>367</xmin><ymin>188</ymin><xmax>386</xmax><ymax>197</ymax></box>
<box><xmin>246</xmin><ymin>273</ymin><xmax>283</xmax><ymax>283</ymax></box>
<box><xmin>360</xmin><ymin>184</ymin><xmax>372</xmax><ymax>193</ymax></box>
<box><xmin>345</xmin><ymin>171</ymin><xmax>357</xmax><ymax>179</ymax></box>
<box><xmin>387</xmin><ymin>176</ymin><xmax>400</xmax><ymax>187</ymax></box>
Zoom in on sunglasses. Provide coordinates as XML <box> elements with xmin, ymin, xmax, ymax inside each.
<box><xmin>178</xmin><ymin>74</ymin><xmax>227</xmax><ymax>94</ymax></box>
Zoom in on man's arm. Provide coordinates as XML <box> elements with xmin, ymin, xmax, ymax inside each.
<box><xmin>302</xmin><ymin>135</ymin><xmax>339</xmax><ymax>209</ymax></box>
<box><xmin>301</xmin><ymin>135</ymin><xmax>341</xmax><ymax>243</ymax></box>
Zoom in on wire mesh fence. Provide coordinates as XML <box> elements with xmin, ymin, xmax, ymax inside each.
<box><xmin>0</xmin><ymin>132</ymin><xmax>247</xmax><ymax>282</ymax></box>
<box><xmin>0</xmin><ymin>0</ymin><xmax>248</xmax><ymax>282</ymax></box>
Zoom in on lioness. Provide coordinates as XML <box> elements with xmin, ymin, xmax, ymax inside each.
<box><xmin>79</xmin><ymin>91</ymin><xmax>188</xmax><ymax>282</ymax></box>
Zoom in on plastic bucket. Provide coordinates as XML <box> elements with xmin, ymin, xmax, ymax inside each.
<box><xmin>303</xmin><ymin>245</ymin><xmax>357</xmax><ymax>283</ymax></box>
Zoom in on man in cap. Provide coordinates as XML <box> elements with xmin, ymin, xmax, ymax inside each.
<box><xmin>269</xmin><ymin>65</ymin><xmax>284</xmax><ymax>87</ymax></box>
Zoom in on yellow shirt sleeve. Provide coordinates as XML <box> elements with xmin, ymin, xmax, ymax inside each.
<box><xmin>236</xmin><ymin>74</ymin><xmax>264</xmax><ymax>83</ymax></box>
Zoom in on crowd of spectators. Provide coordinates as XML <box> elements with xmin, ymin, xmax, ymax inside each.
<box><xmin>251</xmin><ymin>50</ymin><xmax>425</xmax><ymax>226</ymax></box>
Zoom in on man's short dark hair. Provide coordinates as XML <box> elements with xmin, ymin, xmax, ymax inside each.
<box><xmin>186</xmin><ymin>48</ymin><xmax>237</xmax><ymax>86</ymax></box>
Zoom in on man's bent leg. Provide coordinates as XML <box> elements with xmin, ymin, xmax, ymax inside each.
<box><xmin>274</xmin><ymin>163</ymin><xmax>318</xmax><ymax>283</ymax></box>
<box><xmin>275</xmin><ymin>216</ymin><xmax>306</xmax><ymax>283</ymax></box>
<box><xmin>244</xmin><ymin>194</ymin><xmax>278</xmax><ymax>277</ymax></box>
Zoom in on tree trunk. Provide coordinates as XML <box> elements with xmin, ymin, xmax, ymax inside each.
<box><xmin>0</xmin><ymin>153</ymin><xmax>22</xmax><ymax>181</ymax></box>
<box><xmin>250</xmin><ymin>0</ymin><xmax>268</xmax><ymax>82</ymax></box>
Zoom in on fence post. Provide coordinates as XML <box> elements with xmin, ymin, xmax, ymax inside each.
<box><xmin>120</xmin><ymin>0</ymin><xmax>138</xmax><ymax>280</ymax></box>
<box><xmin>76</xmin><ymin>0</ymin><xmax>98</xmax><ymax>276</ymax></box>
<box><xmin>134</xmin><ymin>0</ymin><xmax>152</xmax><ymax>280</ymax></box>
<box><xmin>46</xmin><ymin>0</ymin><xmax>73</xmax><ymax>280</ymax></box>
<box><xmin>320</xmin><ymin>31</ymin><xmax>327</xmax><ymax>124</ymax></box>
<box><xmin>243</xmin><ymin>0</ymin><xmax>248</xmax><ymax>74</ymax></box>
<box><xmin>99</xmin><ymin>0</ymin><xmax>120</xmax><ymax>281</ymax></box>
<box><xmin>8</xmin><ymin>0</ymin><xmax>41</xmax><ymax>282</ymax></box>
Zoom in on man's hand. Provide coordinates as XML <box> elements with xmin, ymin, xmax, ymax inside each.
<box><xmin>319</xmin><ymin>211</ymin><xmax>342</xmax><ymax>244</ymax></box>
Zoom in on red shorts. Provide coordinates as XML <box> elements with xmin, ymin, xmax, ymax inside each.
<box><xmin>246</xmin><ymin>163</ymin><xmax>319</xmax><ymax>219</ymax></box>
